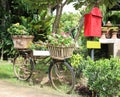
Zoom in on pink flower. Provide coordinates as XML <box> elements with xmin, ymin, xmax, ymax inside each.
<box><xmin>61</xmin><ymin>32</ymin><xmax>67</xmax><ymax>37</ymax></box>
<box><xmin>52</xmin><ymin>32</ymin><xmax>56</xmax><ymax>37</ymax></box>
<box><xmin>61</xmin><ymin>32</ymin><xmax>71</xmax><ymax>37</ymax></box>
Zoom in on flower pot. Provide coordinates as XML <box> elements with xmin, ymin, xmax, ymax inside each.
<box><xmin>12</xmin><ymin>35</ymin><xmax>34</xmax><ymax>49</ymax></box>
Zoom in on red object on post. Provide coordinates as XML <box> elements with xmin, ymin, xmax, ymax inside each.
<box><xmin>84</xmin><ymin>7</ymin><xmax>102</xmax><ymax>37</ymax></box>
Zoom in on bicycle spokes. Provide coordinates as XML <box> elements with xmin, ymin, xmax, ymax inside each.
<box><xmin>49</xmin><ymin>61</ymin><xmax>75</xmax><ymax>93</ymax></box>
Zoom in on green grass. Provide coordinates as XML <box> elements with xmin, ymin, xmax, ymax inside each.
<box><xmin>0</xmin><ymin>60</ymin><xmax>82</xmax><ymax>97</ymax></box>
<box><xmin>0</xmin><ymin>60</ymin><xmax>50</xmax><ymax>86</ymax></box>
<box><xmin>0</xmin><ymin>60</ymin><xmax>29</xmax><ymax>85</ymax></box>
<box><xmin>0</xmin><ymin>61</ymin><xmax>14</xmax><ymax>79</ymax></box>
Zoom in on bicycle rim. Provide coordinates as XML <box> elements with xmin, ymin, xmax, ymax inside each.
<box><xmin>13</xmin><ymin>54</ymin><xmax>34</xmax><ymax>81</ymax></box>
<box><xmin>49</xmin><ymin>61</ymin><xmax>75</xmax><ymax>93</ymax></box>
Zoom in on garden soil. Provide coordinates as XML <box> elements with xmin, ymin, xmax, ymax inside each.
<box><xmin>0</xmin><ymin>80</ymin><xmax>77</xmax><ymax>97</ymax></box>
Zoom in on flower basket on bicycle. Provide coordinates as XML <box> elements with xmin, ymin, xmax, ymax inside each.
<box><xmin>7</xmin><ymin>23</ymin><xmax>34</xmax><ymax>49</ymax></box>
<box><xmin>12</xmin><ymin>35</ymin><xmax>34</xmax><ymax>49</ymax></box>
<box><xmin>47</xmin><ymin>33</ymin><xmax>75</xmax><ymax>93</ymax></box>
<box><xmin>47</xmin><ymin>44</ymin><xmax>74</xmax><ymax>60</ymax></box>
<box><xmin>48</xmin><ymin>44</ymin><xmax>75</xmax><ymax>93</ymax></box>
<box><xmin>47</xmin><ymin>32</ymin><xmax>75</xmax><ymax>60</ymax></box>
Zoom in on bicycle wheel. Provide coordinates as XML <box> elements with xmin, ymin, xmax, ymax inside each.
<box><xmin>49</xmin><ymin>60</ymin><xmax>75</xmax><ymax>93</ymax></box>
<box><xmin>13</xmin><ymin>54</ymin><xmax>34</xmax><ymax>81</ymax></box>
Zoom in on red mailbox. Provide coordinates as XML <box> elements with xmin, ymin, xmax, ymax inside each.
<box><xmin>84</xmin><ymin>7</ymin><xmax>102</xmax><ymax>37</ymax></box>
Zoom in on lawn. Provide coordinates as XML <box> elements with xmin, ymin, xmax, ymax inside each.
<box><xmin>0</xmin><ymin>60</ymin><xmax>81</xmax><ymax>97</ymax></box>
<box><xmin>0</xmin><ymin>60</ymin><xmax>30</xmax><ymax>86</ymax></box>
<box><xmin>0</xmin><ymin>61</ymin><xmax>14</xmax><ymax>79</ymax></box>
<box><xmin>0</xmin><ymin>60</ymin><xmax>51</xmax><ymax>87</ymax></box>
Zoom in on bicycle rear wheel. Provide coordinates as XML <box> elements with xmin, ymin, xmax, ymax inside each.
<box><xmin>13</xmin><ymin>54</ymin><xmax>34</xmax><ymax>81</ymax></box>
<box><xmin>49</xmin><ymin>60</ymin><xmax>75</xmax><ymax>93</ymax></box>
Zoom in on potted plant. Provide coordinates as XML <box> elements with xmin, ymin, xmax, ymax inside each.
<box><xmin>47</xmin><ymin>32</ymin><xmax>75</xmax><ymax>60</ymax></box>
<box><xmin>7</xmin><ymin>23</ymin><xmax>34</xmax><ymax>49</ymax></box>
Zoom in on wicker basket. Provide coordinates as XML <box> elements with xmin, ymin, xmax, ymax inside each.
<box><xmin>47</xmin><ymin>44</ymin><xmax>74</xmax><ymax>60</ymax></box>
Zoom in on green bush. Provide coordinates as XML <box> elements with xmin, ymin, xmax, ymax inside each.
<box><xmin>84</xmin><ymin>57</ymin><xmax>120</xmax><ymax>97</ymax></box>
<box><xmin>70</xmin><ymin>54</ymin><xmax>87</xmax><ymax>78</ymax></box>
<box><xmin>70</xmin><ymin>54</ymin><xmax>83</xmax><ymax>69</ymax></box>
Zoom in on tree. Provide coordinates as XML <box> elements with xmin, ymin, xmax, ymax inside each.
<box><xmin>0</xmin><ymin>0</ymin><xmax>11</xmax><ymax>60</ymax></box>
<box><xmin>73</xmin><ymin>0</ymin><xmax>120</xmax><ymax>41</ymax></box>
<box><xmin>20</xmin><ymin>0</ymin><xmax>120</xmax><ymax>40</ymax></box>
<box><xmin>20</xmin><ymin>0</ymin><xmax>76</xmax><ymax>33</ymax></box>
<box><xmin>0</xmin><ymin>0</ymin><xmax>31</xmax><ymax>60</ymax></box>
<box><xmin>52</xmin><ymin>0</ymin><xmax>69</xmax><ymax>33</ymax></box>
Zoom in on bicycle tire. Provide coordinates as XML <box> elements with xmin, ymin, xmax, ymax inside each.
<box><xmin>49</xmin><ymin>60</ymin><xmax>75</xmax><ymax>93</ymax></box>
<box><xmin>13</xmin><ymin>54</ymin><xmax>34</xmax><ymax>81</ymax></box>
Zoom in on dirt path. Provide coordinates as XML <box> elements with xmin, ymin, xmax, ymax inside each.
<box><xmin>0</xmin><ymin>80</ymin><xmax>65</xmax><ymax>97</ymax></box>
<box><xmin>0</xmin><ymin>80</ymin><xmax>79</xmax><ymax>97</ymax></box>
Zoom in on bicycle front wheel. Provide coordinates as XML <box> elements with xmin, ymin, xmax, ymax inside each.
<box><xmin>13</xmin><ymin>54</ymin><xmax>34</xmax><ymax>81</ymax></box>
<box><xmin>49</xmin><ymin>61</ymin><xmax>75</xmax><ymax>93</ymax></box>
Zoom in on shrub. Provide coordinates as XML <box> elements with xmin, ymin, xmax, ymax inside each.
<box><xmin>70</xmin><ymin>54</ymin><xmax>87</xmax><ymax>78</ymax></box>
<box><xmin>83</xmin><ymin>57</ymin><xmax>120</xmax><ymax>97</ymax></box>
<box><xmin>70</xmin><ymin>54</ymin><xmax>83</xmax><ymax>69</ymax></box>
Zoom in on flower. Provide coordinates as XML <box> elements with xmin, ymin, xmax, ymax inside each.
<box><xmin>47</xmin><ymin>32</ymin><xmax>75</xmax><ymax>46</ymax></box>
<box><xmin>7</xmin><ymin>23</ymin><xmax>29</xmax><ymax>35</ymax></box>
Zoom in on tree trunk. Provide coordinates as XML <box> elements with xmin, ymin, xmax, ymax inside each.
<box><xmin>47</xmin><ymin>3</ymin><xmax>52</xmax><ymax>16</ymax></box>
<box><xmin>1</xmin><ymin>0</ymin><xmax>6</xmax><ymax>31</ymax></box>
<box><xmin>74</xmin><ymin>16</ymin><xmax>84</xmax><ymax>41</ymax></box>
<box><xmin>52</xmin><ymin>4</ymin><xmax>63</xmax><ymax>33</ymax></box>
<box><xmin>1</xmin><ymin>40</ymin><xmax>4</xmax><ymax>61</ymax></box>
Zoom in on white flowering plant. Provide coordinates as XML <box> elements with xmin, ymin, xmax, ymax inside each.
<box><xmin>47</xmin><ymin>32</ymin><xmax>75</xmax><ymax>46</ymax></box>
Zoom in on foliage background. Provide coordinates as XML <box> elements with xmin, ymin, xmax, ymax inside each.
<box><xmin>0</xmin><ymin>0</ymin><xmax>120</xmax><ymax>60</ymax></box>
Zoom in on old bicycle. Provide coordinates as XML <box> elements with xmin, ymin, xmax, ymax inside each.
<box><xmin>13</xmin><ymin>43</ymin><xmax>75</xmax><ymax>93</ymax></box>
